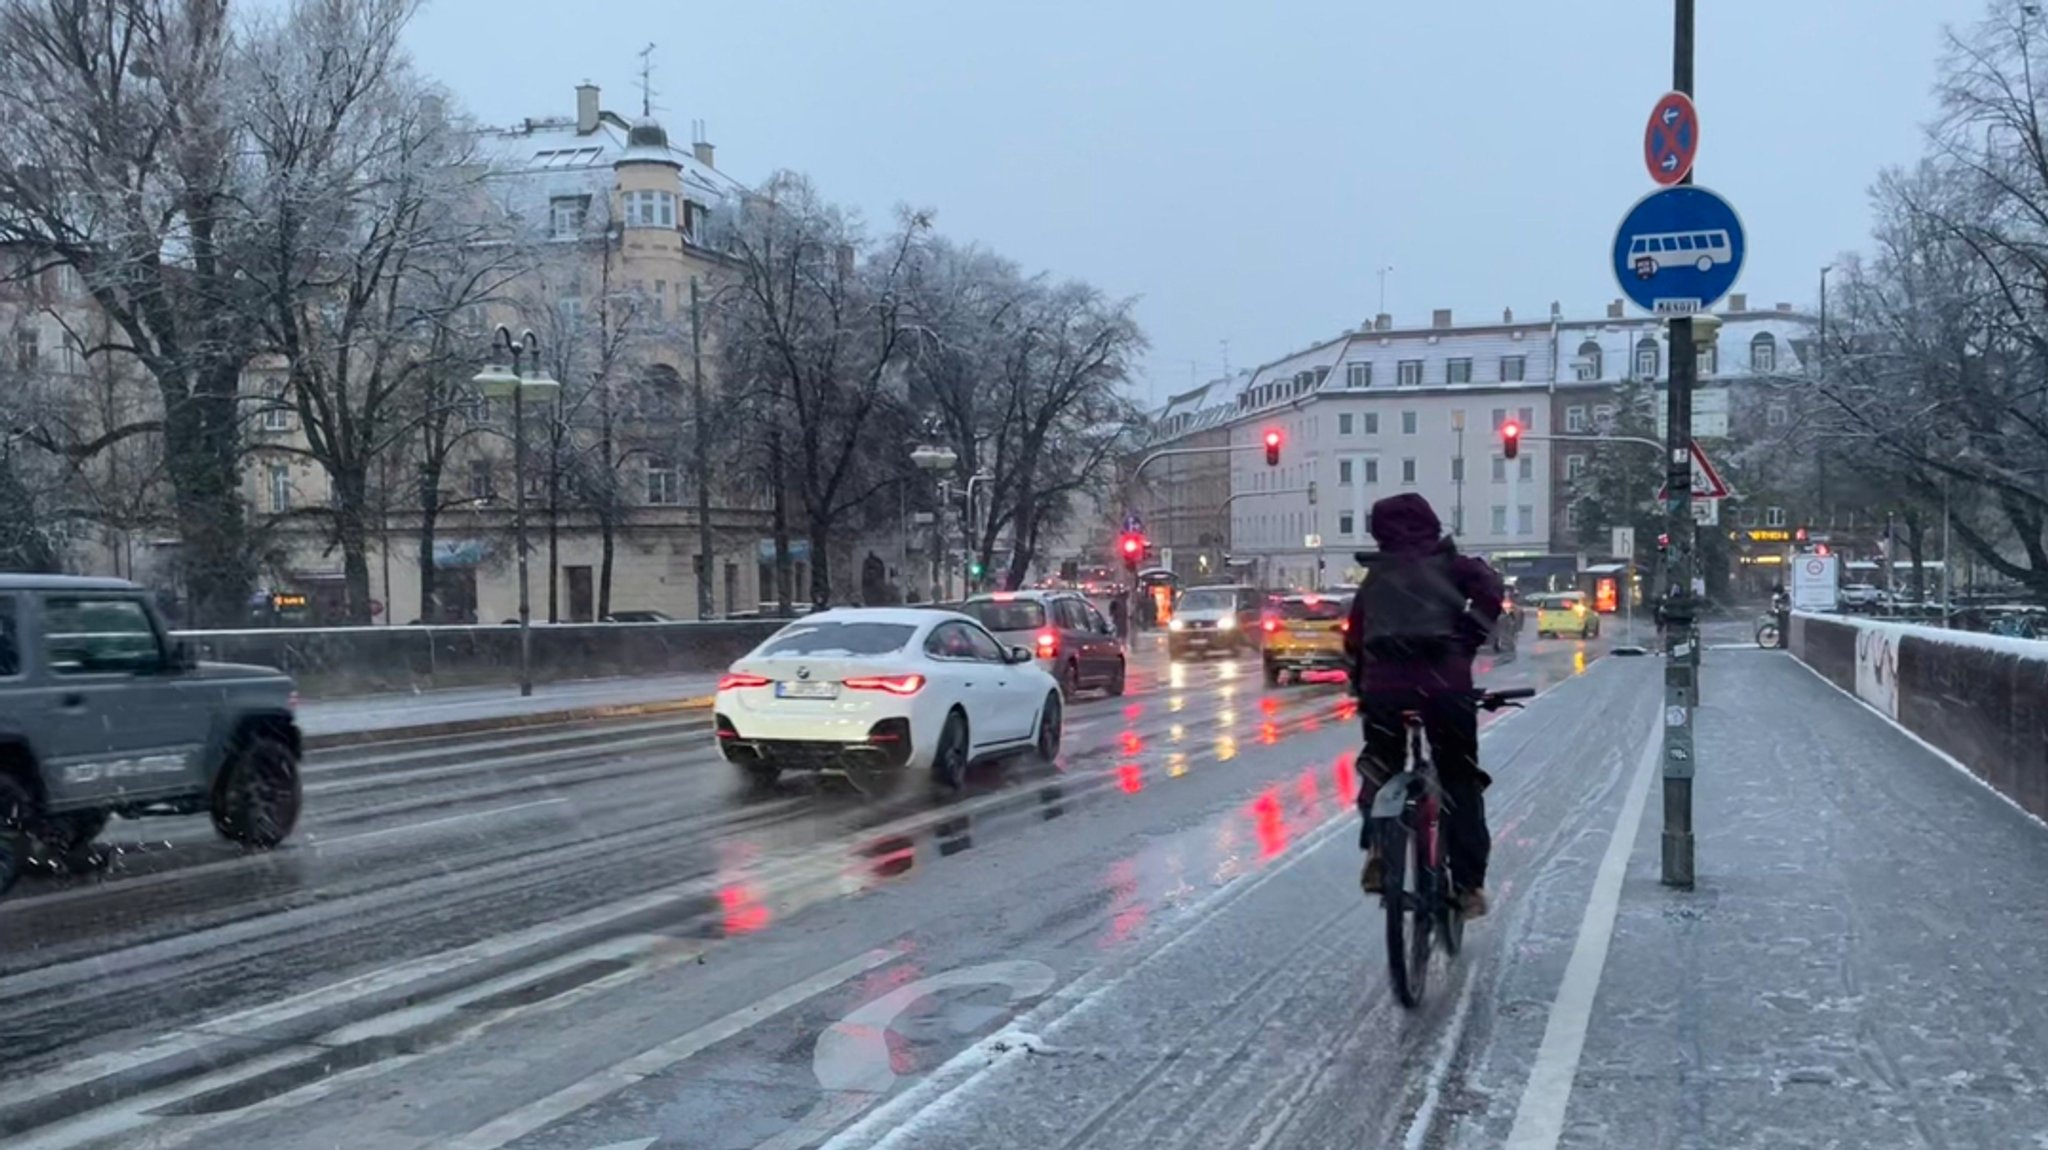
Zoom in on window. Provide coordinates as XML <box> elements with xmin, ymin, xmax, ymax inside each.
<box><xmin>1634</xmin><ymin>337</ymin><xmax>1660</xmax><ymax>380</ymax></box>
<box><xmin>42</xmin><ymin>596</ymin><xmax>163</xmax><ymax>675</ymax></box>
<box><xmin>1519</xmin><ymin>456</ymin><xmax>1534</xmax><ymax>481</ymax></box>
<box><xmin>1363</xmin><ymin>412</ymin><xmax>1380</xmax><ymax>435</ymax></box>
<box><xmin>960</xmin><ymin>599</ymin><xmax>1045</xmax><ymax>631</ymax></box>
<box><xmin>1401</xmin><ymin>458</ymin><xmax>1417</xmax><ymax>484</ymax></box>
<box><xmin>1564</xmin><ymin>504</ymin><xmax>1579</xmax><ymax>531</ymax></box>
<box><xmin>59</xmin><ymin>333</ymin><xmax>81</xmax><ymax>373</ymax></box>
<box><xmin>1339</xmin><ymin>511</ymin><xmax>1356</xmax><ymax>537</ymax></box>
<box><xmin>646</xmin><ymin>457</ymin><xmax>679</xmax><ymax>505</ymax></box>
<box><xmin>1566</xmin><ymin>405</ymin><xmax>1587</xmax><ymax>433</ymax></box>
<box><xmin>1767</xmin><ymin>404</ymin><xmax>1788</xmax><ymax>427</ymax></box>
<box><xmin>14</xmin><ymin>329</ymin><xmax>37</xmax><ymax>371</ymax></box>
<box><xmin>1518</xmin><ymin>505</ymin><xmax>1533</xmax><ymax>536</ymax></box>
<box><xmin>0</xmin><ymin>596</ymin><xmax>16</xmax><ymax>677</ymax></box>
<box><xmin>462</xmin><ymin>389</ymin><xmax>490</xmax><ymax>423</ymax></box>
<box><xmin>55</xmin><ymin>265</ymin><xmax>80</xmax><ymax>297</ymax></box>
<box><xmin>468</xmin><ymin>460</ymin><xmax>494</xmax><ymax>501</ymax></box>
<box><xmin>1566</xmin><ymin>454</ymin><xmax>1587</xmax><ymax>480</ymax></box>
<box><xmin>1450</xmin><ymin>457</ymin><xmax>1464</xmax><ymax>482</ymax></box>
<box><xmin>654</xmin><ymin>280</ymin><xmax>667</xmax><ymax>322</ymax></box>
<box><xmin>625</xmin><ymin>188</ymin><xmax>677</xmax><ymax>229</ymax></box>
<box><xmin>1401</xmin><ymin>410</ymin><xmax>1417</xmax><ymax>434</ymax></box>
<box><xmin>1447</xmin><ymin>357</ymin><xmax>1473</xmax><ymax>384</ymax></box>
<box><xmin>1593</xmin><ymin>404</ymin><xmax>1615</xmax><ymax>430</ymax></box>
<box><xmin>1346</xmin><ymin>362</ymin><xmax>1371</xmax><ymax>389</ymax></box>
<box><xmin>1519</xmin><ymin>406</ymin><xmax>1535</xmax><ymax>430</ymax></box>
<box><xmin>1501</xmin><ymin>355</ymin><xmax>1527</xmax><ymax>382</ymax></box>
<box><xmin>549</xmin><ymin>195</ymin><xmax>591</xmax><ymax>237</ymax></box>
<box><xmin>1739</xmin><ymin>506</ymin><xmax>1759</xmax><ymax>527</ymax></box>
<box><xmin>1751</xmin><ymin>333</ymin><xmax>1777</xmax><ymax>373</ymax></box>
<box><xmin>1765</xmin><ymin>506</ymin><xmax>1787</xmax><ymax>528</ymax></box>
<box><xmin>1339</xmin><ymin>458</ymin><xmax>1353</xmax><ymax>485</ymax></box>
<box><xmin>768</xmin><ymin>621</ymin><xmax>915</xmax><ymax>656</ymax></box>
<box><xmin>1397</xmin><ymin>359</ymin><xmax>1424</xmax><ymax>387</ymax></box>
<box><xmin>1339</xmin><ymin>413</ymin><xmax>1354</xmax><ymax>435</ymax></box>
<box><xmin>1491</xmin><ymin>506</ymin><xmax>1508</xmax><ymax>535</ymax></box>
<box><xmin>1576</xmin><ymin>340</ymin><xmax>1603</xmax><ymax>381</ymax></box>
<box><xmin>268</xmin><ymin>464</ymin><xmax>292</xmax><ymax>513</ymax></box>
<box><xmin>1698</xmin><ymin>345</ymin><xmax>1717</xmax><ymax>375</ymax></box>
<box><xmin>263</xmin><ymin>380</ymin><xmax>293</xmax><ymax>432</ymax></box>
<box><xmin>1491</xmin><ymin>407</ymin><xmax>1507</xmax><ymax>430</ymax></box>
<box><xmin>1492</xmin><ymin>457</ymin><xmax>1507</xmax><ymax>483</ymax></box>
<box><xmin>1363</xmin><ymin>458</ymin><xmax>1379</xmax><ymax>484</ymax></box>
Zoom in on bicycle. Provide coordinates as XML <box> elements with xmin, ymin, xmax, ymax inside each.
<box><xmin>1755</xmin><ymin>613</ymin><xmax>1780</xmax><ymax>648</ymax></box>
<box><xmin>1369</xmin><ymin>686</ymin><xmax>1533</xmax><ymax>1009</ymax></box>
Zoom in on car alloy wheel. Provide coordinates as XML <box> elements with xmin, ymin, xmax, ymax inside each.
<box><xmin>212</xmin><ymin>733</ymin><xmax>302</xmax><ymax>848</ymax></box>
<box><xmin>0</xmin><ymin>774</ymin><xmax>32</xmax><ymax>898</ymax></box>
<box><xmin>933</xmin><ymin>711</ymin><xmax>970</xmax><ymax>791</ymax></box>
<box><xmin>1036</xmin><ymin>693</ymin><xmax>1063</xmax><ymax>762</ymax></box>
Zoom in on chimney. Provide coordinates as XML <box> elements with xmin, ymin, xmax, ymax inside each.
<box><xmin>1607</xmin><ymin>299</ymin><xmax>1624</xmax><ymax>319</ymax></box>
<box><xmin>1727</xmin><ymin>292</ymin><xmax>1747</xmax><ymax>312</ymax></box>
<box><xmin>1549</xmin><ymin>300</ymin><xmax>1561</xmax><ymax>319</ymax></box>
<box><xmin>1373</xmin><ymin>313</ymin><xmax>1392</xmax><ymax>331</ymax></box>
<box><xmin>1502</xmin><ymin>307</ymin><xmax>1514</xmax><ymax>323</ymax></box>
<box><xmin>1431</xmin><ymin>308</ymin><xmax>1452</xmax><ymax>329</ymax></box>
<box><xmin>693</xmin><ymin>139</ymin><xmax>716</xmax><ymax>168</ymax></box>
<box><xmin>575</xmin><ymin>82</ymin><xmax>600</xmax><ymax>134</ymax></box>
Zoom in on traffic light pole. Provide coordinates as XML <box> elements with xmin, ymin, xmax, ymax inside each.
<box><xmin>1661</xmin><ymin>0</ymin><xmax>1699</xmax><ymax>890</ymax></box>
<box><xmin>1123</xmin><ymin>439</ymin><xmax>1285</xmax><ymax>634</ymax></box>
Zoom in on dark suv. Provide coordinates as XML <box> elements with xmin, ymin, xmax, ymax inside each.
<box><xmin>0</xmin><ymin>576</ymin><xmax>303</xmax><ymax>895</ymax></box>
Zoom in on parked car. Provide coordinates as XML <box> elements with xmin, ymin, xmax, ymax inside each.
<box><xmin>0</xmin><ymin>576</ymin><xmax>303</xmax><ymax>896</ymax></box>
<box><xmin>957</xmin><ymin>590</ymin><xmax>1125</xmax><ymax>698</ymax></box>
<box><xmin>713</xmin><ymin>608</ymin><xmax>1063</xmax><ymax>794</ymax></box>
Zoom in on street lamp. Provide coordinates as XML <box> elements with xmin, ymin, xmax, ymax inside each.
<box><xmin>910</xmin><ymin>442</ymin><xmax>958</xmax><ymax>600</ymax></box>
<box><xmin>473</xmin><ymin>326</ymin><xmax>559</xmax><ymax>698</ymax></box>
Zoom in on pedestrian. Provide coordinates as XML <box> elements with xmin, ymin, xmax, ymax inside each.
<box><xmin>1343</xmin><ymin>492</ymin><xmax>1504</xmax><ymax>917</ymax></box>
<box><xmin>1109</xmin><ymin>595</ymin><xmax>1129</xmax><ymax>640</ymax></box>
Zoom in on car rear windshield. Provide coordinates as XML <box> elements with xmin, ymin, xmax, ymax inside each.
<box><xmin>960</xmin><ymin>600</ymin><xmax>1046</xmax><ymax>631</ymax></box>
<box><xmin>1279</xmin><ymin>598</ymin><xmax>1346</xmax><ymax>621</ymax></box>
<box><xmin>757</xmin><ymin>622</ymin><xmax>915</xmax><ymax>657</ymax></box>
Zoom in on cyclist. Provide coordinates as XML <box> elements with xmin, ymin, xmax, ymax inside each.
<box><xmin>1343</xmin><ymin>493</ymin><xmax>1504</xmax><ymax>917</ymax></box>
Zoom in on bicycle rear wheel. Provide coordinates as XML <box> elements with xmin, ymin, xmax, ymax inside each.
<box><xmin>1381</xmin><ymin>815</ymin><xmax>1430</xmax><ymax>1009</ymax></box>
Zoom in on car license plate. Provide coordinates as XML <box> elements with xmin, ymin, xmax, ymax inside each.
<box><xmin>776</xmin><ymin>681</ymin><xmax>839</xmax><ymax>699</ymax></box>
<box><xmin>1292</xmin><ymin>630</ymin><xmax>1323</xmax><ymax>641</ymax></box>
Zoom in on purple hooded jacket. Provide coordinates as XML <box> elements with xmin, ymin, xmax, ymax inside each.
<box><xmin>1343</xmin><ymin>493</ymin><xmax>1504</xmax><ymax>694</ymax></box>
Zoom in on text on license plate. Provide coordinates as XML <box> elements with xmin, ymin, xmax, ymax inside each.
<box><xmin>1292</xmin><ymin>631</ymin><xmax>1326</xmax><ymax>641</ymax></box>
<box><xmin>776</xmin><ymin>681</ymin><xmax>840</xmax><ymax>699</ymax></box>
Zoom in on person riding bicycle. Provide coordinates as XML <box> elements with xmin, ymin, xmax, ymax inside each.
<box><xmin>1343</xmin><ymin>493</ymin><xmax>1504</xmax><ymax>918</ymax></box>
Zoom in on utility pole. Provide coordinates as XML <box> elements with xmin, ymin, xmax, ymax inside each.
<box><xmin>690</xmin><ymin>277</ymin><xmax>715</xmax><ymax>620</ymax></box>
<box><xmin>1661</xmin><ymin>0</ymin><xmax>1698</xmax><ymax>889</ymax></box>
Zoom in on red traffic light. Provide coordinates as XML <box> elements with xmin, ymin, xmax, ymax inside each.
<box><xmin>1501</xmin><ymin>420</ymin><xmax>1522</xmax><ymax>460</ymax></box>
<box><xmin>1262</xmin><ymin>428</ymin><xmax>1282</xmax><ymax>466</ymax></box>
<box><xmin>1121</xmin><ymin>535</ymin><xmax>1142</xmax><ymax>557</ymax></box>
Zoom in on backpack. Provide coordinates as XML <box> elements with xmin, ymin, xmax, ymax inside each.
<box><xmin>1356</xmin><ymin>550</ymin><xmax>1468</xmax><ymax>659</ymax></box>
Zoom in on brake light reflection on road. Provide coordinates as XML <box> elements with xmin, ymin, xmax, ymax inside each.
<box><xmin>1118</xmin><ymin>763</ymin><xmax>1144</xmax><ymax>794</ymax></box>
<box><xmin>718</xmin><ymin>883</ymin><xmax>771</xmax><ymax>935</ymax></box>
<box><xmin>1334</xmin><ymin>753</ymin><xmax>1360</xmax><ymax>805</ymax></box>
<box><xmin>1252</xmin><ymin>789</ymin><xmax>1288</xmax><ymax>859</ymax></box>
<box><xmin>1120</xmin><ymin>730</ymin><xmax>1143</xmax><ymax>756</ymax></box>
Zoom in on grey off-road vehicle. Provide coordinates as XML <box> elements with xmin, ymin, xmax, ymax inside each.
<box><xmin>0</xmin><ymin>576</ymin><xmax>303</xmax><ymax>896</ymax></box>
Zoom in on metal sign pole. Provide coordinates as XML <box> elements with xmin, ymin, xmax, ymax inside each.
<box><xmin>1660</xmin><ymin>0</ymin><xmax>1698</xmax><ymax>890</ymax></box>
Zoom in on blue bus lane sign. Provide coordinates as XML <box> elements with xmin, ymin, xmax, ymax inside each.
<box><xmin>1611</xmin><ymin>185</ymin><xmax>1746</xmax><ymax>315</ymax></box>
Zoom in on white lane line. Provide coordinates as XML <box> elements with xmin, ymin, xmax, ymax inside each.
<box><xmin>1501</xmin><ymin>703</ymin><xmax>1661</xmax><ymax>1150</ymax></box>
<box><xmin>441</xmin><ymin>947</ymin><xmax>901</xmax><ymax>1150</ymax></box>
<box><xmin>319</xmin><ymin>798</ymin><xmax>569</xmax><ymax>845</ymax></box>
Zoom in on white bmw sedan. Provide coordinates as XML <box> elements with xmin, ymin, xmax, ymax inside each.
<box><xmin>714</xmin><ymin>608</ymin><xmax>1064</xmax><ymax>792</ymax></box>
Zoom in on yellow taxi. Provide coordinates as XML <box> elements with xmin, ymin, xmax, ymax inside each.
<box><xmin>1534</xmin><ymin>591</ymin><xmax>1601</xmax><ymax>640</ymax></box>
<box><xmin>1259</xmin><ymin>592</ymin><xmax>1349</xmax><ymax>686</ymax></box>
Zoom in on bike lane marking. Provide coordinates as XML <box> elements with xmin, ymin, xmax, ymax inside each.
<box><xmin>1501</xmin><ymin>702</ymin><xmax>1661</xmax><ymax>1150</ymax></box>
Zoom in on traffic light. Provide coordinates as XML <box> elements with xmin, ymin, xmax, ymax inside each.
<box><xmin>1263</xmin><ymin>429</ymin><xmax>1282</xmax><ymax>466</ymax></box>
<box><xmin>968</xmin><ymin>560</ymin><xmax>985</xmax><ymax>582</ymax></box>
<box><xmin>1501</xmin><ymin>420</ymin><xmax>1522</xmax><ymax>460</ymax></box>
<box><xmin>1119</xmin><ymin>532</ymin><xmax>1143</xmax><ymax>571</ymax></box>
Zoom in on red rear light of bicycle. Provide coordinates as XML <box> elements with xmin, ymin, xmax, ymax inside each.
<box><xmin>843</xmin><ymin>674</ymin><xmax>926</xmax><ymax>696</ymax></box>
<box><xmin>1036</xmin><ymin>629</ymin><xmax>1058</xmax><ymax>657</ymax></box>
<box><xmin>718</xmin><ymin>672</ymin><xmax>771</xmax><ymax>691</ymax></box>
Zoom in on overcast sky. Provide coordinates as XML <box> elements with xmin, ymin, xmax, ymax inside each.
<box><xmin>407</xmin><ymin>0</ymin><xmax>1984</xmax><ymax>407</ymax></box>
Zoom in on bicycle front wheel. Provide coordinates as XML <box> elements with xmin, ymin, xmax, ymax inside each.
<box><xmin>1381</xmin><ymin>816</ymin><xmax>1430</xmax><ymax>1009</ymax></box>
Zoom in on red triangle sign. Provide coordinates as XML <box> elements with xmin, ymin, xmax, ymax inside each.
<box><xmin>1656</xmin><ymin>439</ymin><xmax>1731</xmax><ymax>501</ymax></box>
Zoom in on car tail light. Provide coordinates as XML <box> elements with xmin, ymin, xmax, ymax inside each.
<box><xmin>1035</xmin><ymin>629</ymin><xmax>1058</xmax><ymax>657</ymax></box>
<box><xmin>718</xmin><ymin>672</ymin><xmax>771</xmax><ymax>691</ymax></box>
<box><xmin>1339</xmin><ymin>617</ymin><xmax>1350</xmax><ymax>634</ymax></box>
<box><xmin>843</xmin><ymin>673</ymin><xmax>926</xmax><ymax>696</ymax></box>
<box><xmin>1262</xmin><ymin>617</ymin><xmax>1278</xmax><ymax>634</ymax></box>
<box><xmin>1573</xmin><ymin>602</ymin><xmax>1586</xmax><ymax>615</ymax></box>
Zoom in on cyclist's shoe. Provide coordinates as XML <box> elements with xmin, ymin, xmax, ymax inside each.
<box><xmin>1458</xmin><ymin>887</ymin><xmax>1490</xmax><ymax>918</ymax></box>
<box><xmin>1360</xmin><ymin>848</ymin><xmax>1385</xmax><ymax>895</ymax></box>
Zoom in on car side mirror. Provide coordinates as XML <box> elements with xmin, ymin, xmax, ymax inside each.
<box><xmin>1006</xmin><ymin>645</ymin><xmax>1034</xmax><ymax>664</ymax></box>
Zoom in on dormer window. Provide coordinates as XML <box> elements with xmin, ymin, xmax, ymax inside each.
<box><xmin>549</xmin><ymin>195</ymin><xmax>590</xmax><ymax>238</ymax></box>
<box><xmin>626</xmin><ymin>189</ymin><xmax>677</xmax><ymax>229</ymax></box>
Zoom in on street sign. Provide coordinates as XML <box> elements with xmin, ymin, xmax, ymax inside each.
<box><xmin>1612</xmin><ymin>185</ymin><xmax>1746</xmax><ymax>314</ymax></box>
<box><xmin>1611</xmin><ymin>527</ymin><xmax>1635</xmax><ymax>558</ymax></box>
<box><xmin>1304</xmin><ymin>533</ymin><xmax>1324</xmax><ymax>549</ymax></box>
<box><xmin>1656</xmin><ymin>439</ymin><xmax>1732</xmax><ymax>500</ymax></box>
<box><xmin>1691</xmin><ymin>499</ymin><xmax>1719</xmax><ymax>527</ymax></box>
<box><xmin>1122</xmin><ymin>512</ymin><xmax>1143</xmax><ymax>534</ymax></box>
<box><xmin>1792</xmin><ymin>553</ymin><xmax>1841</xmax><ymax>612</ymax></box>
<box><xmin>1643</xmin><ymin>91</ymin><xmax>1699</xmax><ymax>186</ymax></box>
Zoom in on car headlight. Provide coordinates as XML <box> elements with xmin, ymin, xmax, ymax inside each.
<box><xmin>1169</xmin><ymin>618</ymin><xmax>1186</xmax><ymax>632</ymax></box>
<box><xmin>1216</xmin><ymin>615</ymin><xmax>1236</xmax><ymax>630</ymax></box>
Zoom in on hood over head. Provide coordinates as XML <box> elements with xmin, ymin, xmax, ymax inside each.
<box><xmin>1369</xmin><ymin>492</ymin><xmax>1444</xmax><ymax>553</ymax></box>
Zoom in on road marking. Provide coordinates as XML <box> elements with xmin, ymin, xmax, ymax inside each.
<box><xmin>441</xmin><ymin>947</ymin><xmax>901</xmax><ymax>1150</ymax></box>
<box><xmin>1501</xmin><ymin>704</ymin><xmax>1660</xmax><ymax>1150</ymax></box>
<box><xmin>319</xmin><ymin>798</ymin><xmax>570</xmax><ymax>845</ymax></box>
<box><xmin>1401</xmin><ymin>971</ymin><xmax>1479</xmax><ymax>1150</ymax></box>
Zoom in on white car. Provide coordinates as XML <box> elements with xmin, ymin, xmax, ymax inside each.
<box><xmin>713</xmin><ymin>608</ymin><xmax>1064</xmax><ymax>793</ymax></box>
